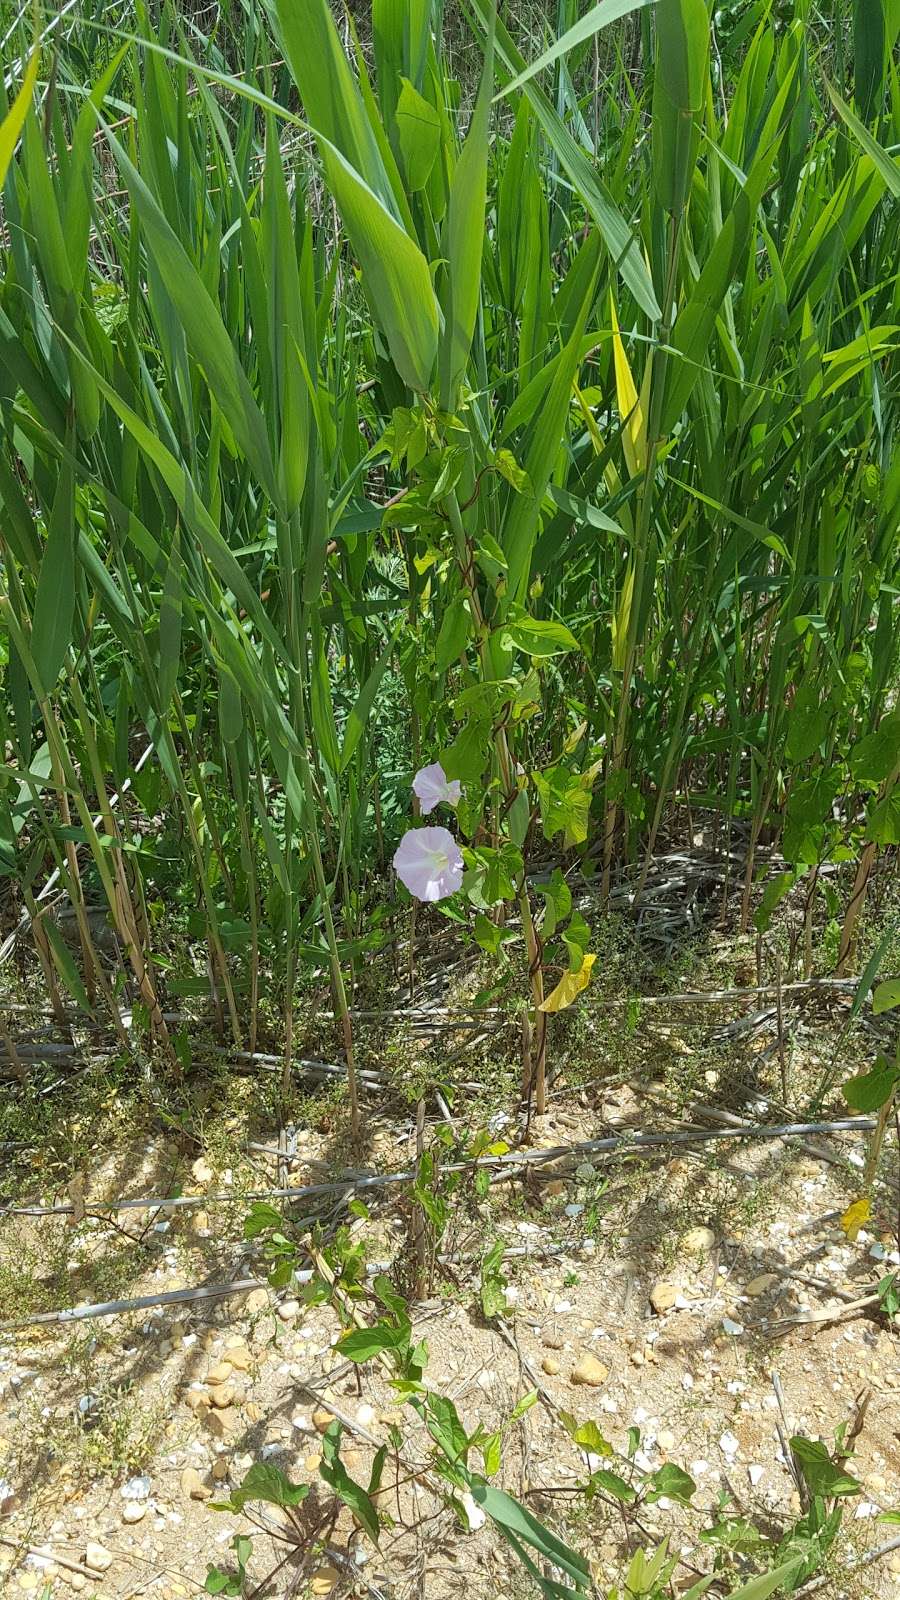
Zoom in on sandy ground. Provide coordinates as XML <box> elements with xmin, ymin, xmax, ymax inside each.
<box><xmin>2</xmin><ymin>1093</ymin><xmax>899</xmax><ymax>1600</ymax></box>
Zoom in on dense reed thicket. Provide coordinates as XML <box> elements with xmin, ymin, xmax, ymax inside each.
<box><xmin>0</xmin><ymin>0</ymin><xmax>898</xmax><ymax>1125</ymax></box>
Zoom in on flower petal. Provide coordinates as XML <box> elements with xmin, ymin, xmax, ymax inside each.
<box><xmin>412</xmin><ymin>761</ymin><xmax>461</xmax><ymax>814</ymax></box>
<box><xmin>393</xmin><ymin>826</ymin><xmax>463</xmax><ymax>903</ymax></box>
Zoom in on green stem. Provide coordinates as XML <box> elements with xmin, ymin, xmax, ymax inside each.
<box><xmin>444</xmin><ymin>490</ymin><xmax>548</xmax><ymax>1115</ymax></box>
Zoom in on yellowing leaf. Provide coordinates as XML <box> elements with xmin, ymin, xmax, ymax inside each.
<box><xmin>0</xmin><ymin>44</ymin><xmax>39</xmax><ymax>191</ymax></box>
<box><xmin>612</xmin><ymin>560</ymin><xmax>634</xmax><ymax>672</ymax></box>
<box><xmin>573</xmin><ymin>381</ymin><xmax>606</xmax><ymax>457</ymax></box>
<box><xmin>540</xmin><ymin>953</ymin><xmax>596</xmax><ymax>1013</ymax></box>
<box><xmin>840</xmin><ymin>1197</ymin><xmax>871</xmax><ymax>1241</ymax></box>
<box><xmin>610</xmin><ymin>292</ymin><xmax>646</xmax><ymax>478</ymax></box>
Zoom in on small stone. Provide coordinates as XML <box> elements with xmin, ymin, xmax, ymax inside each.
<box><xmin>207</xmin><ymin>1361</ymin><xmax>233</xmax><ymax>1385</ymax></box>
<box><xmin>181</xmin><ymin>1467</ymin><xmax>211</xmax><ymax>1502</ymax></box>
<box><xmin>209</xmin><ymin>1384</ymin><xmax>235</xmax><ymax>1409</ymax></box>
<box><xmin>121</xmin><ymin>1474</ymin><xmax>151</xmax><ymax>1501</ymax></box>
<box><xmin>245</xmin><ymin>1403</ymin><xmax>263</xmax><ymax>1423</ymax></box>
<box><xmin>748</xmin><ymin>1465</ymin><xmax>765</xmax><ymax>1487</ymax></box>
<box><xmin>84</xmin><ymin>1542</ymin><xmax>113</xmax><ymax>1573</ymax></box>
<box><xmin>305</xmin><ymin>1452</ymin><xmax>322</xmax><ymax>1472</ymax></box>
<box><xmin>682</xmin><ymin>1226</ymin><xmax>716</xmax><ymax>1253</ymax></box>
<box><xmin>657</xmin><ymin>1430</ymin><xmax>676</xmax><ymax>1452</ymax></box>
<box><xmin>277</xmin><ymin>1300</ymin><xmax>301</xmax><ymax>1322</ymax></box>
<box><xmin>542</xmin><ymin>1357</ymin><xmax>560</xmax><ymax>1376</ymax></box>
<box><xmin>226</xmin><ymin>1346</ymin><xmax>251</xmax><ymax>1372</ymax></box>
<box><xmin>192</xmin><ymin>1157</ymin><xmax>213</xmax><ymax>1185</ymax></box>
<box><xmin>313</xmin><ymin>1410</ymin><xmax>335</xmax><ymax>1433</ymax></box>
<box><xmin>650</xmin><ymin>1282</ymin><xmax>678</xmax><ymax>1315</ymax></box>
<box><xmin>207</xmin><ymin>1407</ymin><xmax>238</xmax><ymax>1439</ymax></box>
<box><xmin>460</xmin><ymin>1491</ymin><xmax>487</xmax><ymax>1531</ymax></box>
<box><xmin>719</xmin><ymin>1430</ymin><xmax>740</xmax><ymax>1459</ymax></box>
<box><xmin>746</xmin><ymin>1274</ymin><xmax>779</xmax><ymax>1297</ymax></box>
<box><xmin>192</xmin><ymin>1210</ymin><xmax>210</xmax><ymax>1234</ymax></box>
<box><xmin>629</xmin><ymin>1348</ymin><xmax>644</xmax><ymax>1366</ymax></box>
<box><xmin>310</xmin><ymin>1566</ymin><xmax>339</xmax><ymax>1595</ymax></box>
<box><xmin>122</xmin><ymin>1501</ymin><xmax>146</xmax><ymax>1524</ymax></box>
<box><xmin>356</xmin><ymin>1403</ymin><xmax>376</xmax><ymax>1428</ymax></box>
<box><xmin>245</xmin><ymin>1289</ymin><xmax>270</xmax><ymax>1316</ymax></box>
<box><xmin>543</xmin><ymin>1331</ymin><xmax>565</xmax><ymax>1350</ymax></box>
<box><xmin>211</xmin><ymin>1457</ymin><xmax>230</xmax><ymax>1482</ymax></box>
<box><xmin>571</xmin><ymin>1354</ymin><xmax>608</xmax><ymax>1388</ymax></box>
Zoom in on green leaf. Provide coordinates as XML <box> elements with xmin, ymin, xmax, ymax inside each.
<box><xmin>469</xmin><ymin>1479</ymin><xmax>592</xmax><ymax>1591</ymax></box>
<box><xmin>480</xmin><ymin>1238</ymin><xmax>508</xmax><ymax>1320</ymax></box>
<box><xmin>395</xmin><ymin>78</ymin><xmax>442</xmax><ymax>190</ymax></box>
<box><xmin>103</xmin><ymin>124</ymin><xmax>281</xmax><ymax>508</ymax></box>
<box><xmin>789</xmin><ymin>1437</ymin><xmax>862</xmax><ymax>1498</ymax></box>
<box><xmin>843</xmin><ymin>1058</ymin><xmax>900</xmax><ymax>1112</ymax></box>
<box><xmin>852</xmin><ymin>0</ymin><xmax>886</xmax><ymax>123</ymax></box>
<box><xmin>435</xmin><ymin>593</ymin><xmax>471</xmax><ymax>672</ymax></box>
<box><xmin>536</xmin><ymin>869</ymin><xmax>572</xmax><ymax>938</ymax></box>
<box><xmin>656</xmin><ymin>0</ymin><xmax>709</xmax><ymax>110</ymax></box>
<box><xmin>496</xmin><ymin>0</ymin><xmax>652</xmax><ymax>100</ymax></box>
<box><xmin>273</xmin><ymin>0</ymin><xmax>396</xmax><ymax>206</ymax></box>
<box><xmin>157</xmin><ymin>541</ymin><xmax>183</xmax><ymax>717</ymax></box>
<box><xmin>310</xmin><ymin>631</ymin><xmax>341</xmax><ymax>775</ymax></box>
<box><xmin>591</xmin><ymin>1468</ymin><xmax>637</xmax><ymax>1503</ymax></box>
<box><xmin>425</xmin><ymin>1392</ymin><xmax>471</xmax><ymax>1463</ymax></box>
<box><xmin>441</xmin><ymin>714</ymin><xmax>492</xmax><ymax>785</ymax></box>
<box><xmin>204</xmin><ymin>1569</ymin><xmax>238</xmax><ymax>1596</ymax></box>
<box><xmin>785</xmin><ymin>681</ymin><xmax>832</xmax><ymax>764</ymax></box>
<box><xmin>470</xmin><ymin>0</ymin><xmax>659</xmax><ymax>321</ymax></box>
<box><xmin>865</xmin><ymin>791</ymin><xmax>900</xmax><ymax>845</ymax></box>
<box><xmin>849</xmin><ymin>713</ymin><xmax>900</xmax><ymax>785</ymax></box>
<box><xmin>754</xmin><ymin>871</ymin><xmax>797</xmax><ymax>935</ymax></box>
<box><xmin>559</xmin><ymin>1413</ymin><xmax>613</xmax><ymax>1457</ymax></box>
<box><xmin>319</xmin><ymin>1424</ymin><xmax>381</xmax><ymax>1543</ymax></box>
<box><xmin>824</xmin><ymin>77</ymin><xmax>900</xmax><ymax>197</ymax></box>
<box><xmin>341</xmin><ymin>625</ymin><xmax>401</xmax><ymax>772</ymax></box>
<box><xmin>652</xmin><ymin>0</ymin><xmax>709</xmax><ymax>214</ymax></box>
<box><xmin>338</xmin><ymin>1323</ymin><xmax>409</xmax><ymax>1361</ymax></box>
<box><xmin>873</xmin><ymin>980</ymin><xmax>900</xmax><ymax>1015</ymax></box>
<box><xmin>501</xmin><ymin>618</ymin><xmax>580</xmax><ymax>658</ymax></box>
<box><xmin>661</xmin><ymin>66</ymin><xmax>796</xmax><ymax>431</ymax></box>
<box><xmin>533</xmin><ymin>766</ymin><xmax>592</xmax><ymax>845</ymax></box>
<box><xmin>226</xmin><ymin>1463</ymin><xmax>310</xmax><ymax>1512</ymax></box>
<box><xmin>473</xmin><ymin>911</ymin><xmax>516</xmax><ymax>955</ymax></box>
<box><xmin>316</xmin><ymin>135</ymin><xmax>438</xmax><ymax>393</ymax></box>
<box><xmin>31</xmin><ymin>456</ymin><xmax>76</xmax><ymax>697</ymax></box>
<box><xmin>725</xmin><ymin>1560</ymin><xmax>805</xmax><ymax>1600</ymax></box>
<box><xmin>647</xmin><ymin>1462</ymin><xmax>696</xmax><ymax>1504</ymax></box>
<box><xmin>502</xmin><ymin>265</ymin><xmax>599</xmax><ymax>604</ymax></box>
<box><xmin>44</xmin><ymin>919</ymin><xmax>92</xmax><ymax>1013</ymax></box>
<box><xmin>481</xmin><ymin>1430</ymin><xmax>502</xmax><ymax>1476</ymax></box>
<box><xmin>439</xmin><ymin>17</ymin><xmax>493</xmax><ymax>409</ymax></box>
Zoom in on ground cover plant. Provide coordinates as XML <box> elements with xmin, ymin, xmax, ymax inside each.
<box><xmin>0</xmin><ymin>0</ymin><xmax>898</xmax><ymax>1596</ymax></box>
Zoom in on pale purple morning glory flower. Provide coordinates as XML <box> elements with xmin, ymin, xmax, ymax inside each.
<box><xmin>412</xmin><ymin>760</ymin><xmax>462</xmax><ymax>815</ymax></box>
<box><xmin>393</xmin><ymin>826</ymin><xmax>464</xmax><ymax>903</ymax></box>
